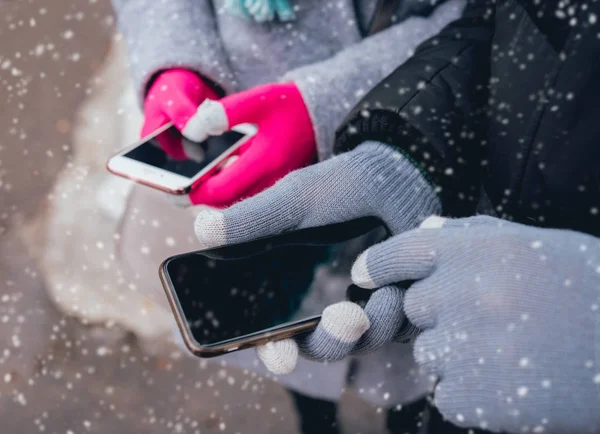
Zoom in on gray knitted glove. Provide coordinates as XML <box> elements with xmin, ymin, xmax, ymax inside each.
<box><xmin>193</xmin><ymin>141</ymin><xmax>441</xmax><ymax>374</ymax></box>
<box><xmin>352</xmin><ymin>215</ymin><xmax>600</xmax><ymax>434</ymax></box>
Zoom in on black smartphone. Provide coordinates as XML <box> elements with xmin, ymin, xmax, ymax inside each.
<box><xmin>159</xmin><ymin>220</ymin><xmax>386</xmax><ymax>357</ymax></box>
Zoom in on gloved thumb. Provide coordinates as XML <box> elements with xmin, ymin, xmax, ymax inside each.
<box><xmin>182</xmin><ymin>99</ymin><xmax>230</xmax><ymax>143</ymax></box>
<box><xmin>256</xmin><ymin>339</ymin><xmax>299</xmax><ymax>375</ymax></box>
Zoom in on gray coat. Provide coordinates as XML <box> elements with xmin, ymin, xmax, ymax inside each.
<box><xmin>112</xmin><ymin>0</ymin><xmax>465</xmax><ymax>405</ymax></box>
<box><xmin>112</xmin><ymin>0</ymin><xmax>465</xmax><ymax>159</ymax></box>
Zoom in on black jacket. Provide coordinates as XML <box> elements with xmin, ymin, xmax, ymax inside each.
<box><xmin>336</xmin><ymin>0</ymin><xmax>600</xmax><ymax>236</ymax></box>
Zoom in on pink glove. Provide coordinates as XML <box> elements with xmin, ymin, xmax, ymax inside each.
<box><xmin>142</xmin><ymin>68</ymin><xmax>219</xmax><ymax>160</ymax></box>
<box><xmin>183</xmin><ymin>83</ymin><xmax>316</xmax><ymax>208</ymax></box>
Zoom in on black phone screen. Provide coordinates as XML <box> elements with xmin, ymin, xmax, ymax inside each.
<box><xmin>123</xmin><ymin>127</ymin><xmax>245</xmax><ymax>178</ymax></box>
<box><xmin>164</xmin><ymin>229</ymin><xmax>386</xmax><ymax>347</ymax></box>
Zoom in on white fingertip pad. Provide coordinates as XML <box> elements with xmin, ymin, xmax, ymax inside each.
<box><xmin>351</xmin><ymin>251</ymin><xmax>377</xmax><ymax>289</ymax></box>
<box><xmin>182</xmin><ymin>139</ymin><xmax>206</xmax><ymax>163</ymax></box>
<box><xmin>256</xmin><ymin>340</ymin><xmax>298</xmax><ymax>375</ymax></box>
<box><xmin>419</xmin><ymin>215</ymin><xmax>447</xmax><ymax>229</ymax></box>
<box><xmin>182</xmin><ymin>99</ymin><xmax>229</xmax><ymax>143</ymax></box>
<box><xmin>321</xmin><ymin>302</ymin><xmax>370</xmax><ymax>344</ymax></box>
<box><xmin>194</xmin><ymin>208</ymin><xmax>227</xmax><ymax>249</ymax></box>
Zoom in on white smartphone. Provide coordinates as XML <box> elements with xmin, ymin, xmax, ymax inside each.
<box><xmin>107</xmin><ymin>122</ymin><xmax>257</xmax><ymax>194</ymax></box>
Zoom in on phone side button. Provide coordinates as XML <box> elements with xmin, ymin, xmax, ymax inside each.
<box><xmin>227</xmin><ymin>346</ymin><xmax>239</xmax><ymax>352</ymax></box>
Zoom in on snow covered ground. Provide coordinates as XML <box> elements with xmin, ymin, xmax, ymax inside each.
<box><xmin>0</xmin><ymin>1</ymin><xmax>383</xmax><ymax>432</ymax></box>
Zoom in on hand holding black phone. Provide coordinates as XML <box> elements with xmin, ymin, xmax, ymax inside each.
<box><xmin>159</xmin><ymin>221</ymin><xmax>386</xmax><ymax>357</ymax></box>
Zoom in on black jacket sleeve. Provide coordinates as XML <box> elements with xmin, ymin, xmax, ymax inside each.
<box><xmin>335</xmin><ymin>0</ymin><xmax>496</xmax><ymax>217</ymax></box>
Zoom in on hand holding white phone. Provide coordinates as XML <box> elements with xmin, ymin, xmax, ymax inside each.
<box><xmin>107</xmin><ymin>122</ymin><xmax>257</xmax><ymax>195</ymax></box>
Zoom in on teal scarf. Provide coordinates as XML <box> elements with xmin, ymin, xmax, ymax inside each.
<box><xmin>225</xmin><ymin>0</ymin><xmax>296</xmax><ymax>23</ymax></box>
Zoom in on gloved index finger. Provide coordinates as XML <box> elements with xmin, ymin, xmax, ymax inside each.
<box><xmin>193</xmin><ymin>154</ymin><xmax>381</xmax><ymax>249</ymax></box>
<box><xmin>193</xmin><ymin>172</ymin><xmax>306</xmax><ymax>250</ymax></box>
<box><xmin>199</xmin><ymin>218</ymin><xmax>382</xmax><ymax>261</ymax></box>
<box><xmin>192</xmin><ymin>155</ymin><xmax>322</xmax><ymax>249</ymax></box>
<box><xmin>351</xmin><ymin>229</ymin><xmax>437</xmax><ymax>289</ymax></box>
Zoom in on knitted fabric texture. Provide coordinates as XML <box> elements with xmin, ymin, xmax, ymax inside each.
<box><xmin>353</xmin><ymin>215</ymin><xmax>600</xmax><ymax>433</ymax></box>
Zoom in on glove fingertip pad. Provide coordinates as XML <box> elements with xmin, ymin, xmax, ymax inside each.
<box><xmin>257</xmin><ymin>340</ymin><xmax>298</xmax><ymax>375</ymax></box>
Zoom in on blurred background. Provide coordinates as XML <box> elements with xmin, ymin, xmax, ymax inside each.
<box><xmin>0</xmin><ymin>1</ymin><xmax>385</xmax><ymax>432</ymax></box>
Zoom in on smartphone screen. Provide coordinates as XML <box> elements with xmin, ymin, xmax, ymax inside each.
<box><xmin>164</xmin><ymin>229</ymin><xmax>386</xmax><ymax>347</ymax></box>
<box><xmin>123</xmin><ymin>127</ymin><xmax>245</xmax><ymax>178</ymax></box>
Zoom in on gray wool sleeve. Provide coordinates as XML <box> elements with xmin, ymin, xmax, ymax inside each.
<box><xmin>281</xmin><ymin>0</ymin><xmax>465</xmax><ymax>160</ymax></box>
<box><xmin>111</xmin><ymin>0</ymin><xmax>236</xmax><ymax>103</ymax></box>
